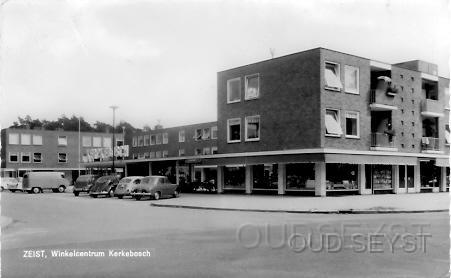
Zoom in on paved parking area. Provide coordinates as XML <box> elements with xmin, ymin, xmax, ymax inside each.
<box><xmin>1</xmin><ymin>192</ymin><xmax>449</xmax><ymax>278</ymax></box>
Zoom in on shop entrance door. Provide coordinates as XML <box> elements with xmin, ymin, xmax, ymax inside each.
<box><xmin>406</xmin><ymin>165</ymin><xmax>416</xmax><ymax>193</ymax></box>
<box><xmin>398</xmin><ymin>165</ymin><xmax>407</xmax><ymax>193</ymax></box>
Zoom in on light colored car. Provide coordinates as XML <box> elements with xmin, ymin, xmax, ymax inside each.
<box><xmin>131</xmin><ymin>175</ymin><xmax>180</xmax><ymax>200</ymax></box>
<box><xmin>114</xmin><ymin>176</ymin><xmax>143</xmax><ymax>199</ymax></box>
<box><xmin>1</xmin><ymin>177</ymin><xmax>22</xmax><ymax>192</ymax></box>
<box><xmin>22</xmin><ymin>172</ymin><xmax>70</xmax><ymax>194</ymax></box>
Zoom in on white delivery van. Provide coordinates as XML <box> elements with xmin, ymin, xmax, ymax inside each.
<box><xmin>22</xmin><ymin>172</ymin><xmax>70</xmax><ymax>194</ymax></box>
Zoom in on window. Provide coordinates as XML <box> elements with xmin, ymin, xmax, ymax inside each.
<box><xmin>144</xmin><ymin>152</ymin><xmax>150</xmax><ymax>158</ymax></box>
<box><xmin>162</xmin><ymin>150</ymin><xmax>168</xmax><ymax>158</ymax></box>
<box><xmin>245</xmin><ymin>115</ymin><xmax>260</xmax><ymax>141</ymax></box>
<box><xmin>227</xmin><ymin>77</ymin><xmax>241</xmax><ymax>103</ymax></box>
<box><xmin>8</xmin><ymin>133</ymin><xmax>19</xmax><ymax>145</ymax></box>
<box><xmin>445</xmin><ymin>124</ymin><xmax>450</xmax><ymax>144</ymax></box>
<box><xmin>132</xmin><ymin>153</ymin><xmax>138</xmax><ymax>159</ymax></box>
<box><xmin>163</xmin><ymin>133</ymin><xmax>168</xmax><ymax>144</ymax></box>
<box><xmin>33</xmin><ymin>153</ymin><xmax>42</xmax><ymax>163</ymax></box>
<box><xmin>58</xmin><ymin>153</ymin><xmax>67</xmax><ymax>163</ymax></box>
<box><xmin>211</xmin><ymin>126</ymin><xmax>218</xmax><ymax>139</ymax></box>
<box><xmin>93</xmin><ymin>136</ymin><xmax>101</xmax><ymax>147</ymax></box>
<box><xmin>132</xmin><ymin>137</ymin><xmax>137</xmax><ymax>147</ymax></box>
<box><xmin>138</xmin><ymin>136</ymin><xmax>144</xmax><ymax>147</ymax></box>
<box><xmin>194</xmin><ymin>148</ymin><xmax>202</xmax><ymax>156</ymax></box>
<box><xmin>138</xmin><ymin>153</ymin><xmax>145</xmax><ymax>159</ymax></box>
<box><xmin>155</xmin><ymin>151</ymin><xmax>162</xmax><ymax>158</ymax></box>
<box><xmin>211</xmin><ymin>146</ymin><xmax>218</xmax><ymax>154</ymax></box>
<box><xmin>445</xmin><ymin>87</ymin><xmax>450</xmax><ymax>109</ymax></box>
<box><xmin>344</xmin><ymin>65</ymin><xmax>359</xmax><ymax>94</ymax></box>
<box><xmin>144</xmin><ymin>135</ymin><xmax>150</xmax><ymax>146</ymax></box>
<box><xmin>325</xmin><ymin>109</ymin><xmax>342</xmax><ymax>136</ymax></box>
<box><xmin>345</xmin><ymin>111</ymin><xmax>359</xmax><ymax>138</ymax></box>
<box><xmin>324</xmin><ymin>62</ymin><xmax>342</xmax><ymax>91</ymax></box>
<box><xmin>9</xmin><ymin>152</ymin><xmax>18</xmax><ymax>163</ymax></box>
<box><xmin>179</xmin><ymin>149</ymin><xmax>185</xmax><ymax>156</ymax></box>
<box><xmin>116</xmin><ymin>139</ymin><xmax>123</xmax><ymax>146</ymax></box>
<box><xmin>103</xmin><ymin>137</ymin><xmax>112</xmax><ymax>148</ymax></box>
<box><xmin>202</xmin><ymin>128</ymin><xmax>211</xmax><ymax>140</ymax></box>
<box><xmin>32</xmin><ymin>135</ymin><xmax>43</xmax><ymax>145</ymax></box>
<box><xmin>83</xmin><ymin>136</ymin><xmax>92</xmax><ymax>147</ymax></box>
<box><xmin>245</xmin><ymin>74</ymin><xmax>260</xmax><ymax>99</ymax></box>
<box><xmin>21</xmin><ymin>134</ymin><xmax>31</xmax><ymax>145</ymax></box>
<box><xmin>58</xmin><ymin>136</ymin><xmax>68</xmax><ymax>146</ymax></box>
<box><xmin>203</xmin><ymin>147</ymin><xmax>211</xmax><ymax>155</ymax></box>
<box><xmin>156</xmin><ymin>134</ymin><xmax>162</xmax><ymax>145</ymax></box>
<box><xmin>194</xmin><ymin>129</ymin><xmax>202</xmax><ymax>141</ymax></box>
<box><xmin>150</xmin><ymin>135</ymin><xmax>156</xmax><ymax>145</ymax></box>
<box><xmin>20</xmin><ymin>152</ymin><xmax>30</xmax><ymax>163</ymax></box>
<box><xmin>227</xmin><ymin>118</ymin><xmax>241</xmax><ymax>143</ymax></box>
<box><xmin>179</xmin><ymin>130</ymin><xmax>185</xmax><ymax>142</ymax></box>
<box><xmin>150</xmin><ymin>152</ymin><xmax>155</xmax><ymax>159</ymax></box>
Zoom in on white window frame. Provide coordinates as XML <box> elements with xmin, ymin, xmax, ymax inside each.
<box><xmin>92</xmin><ymin>136</ymin><xmax>102</xmax><ymax>147</ymax></box>
<box><xmin>162</xmin><ymin>150</ymin><xmax>168</xmax><ymax>158</ymax></box>
<box><xmin>179</xmin><ymin>149</ymin><xmax>185</xmax><ymax>156</ymax></box>
<box><xmin>227</xmin><ymin>118</ymin><xmax>241</xmax><ymax>143</ymax></box>
<box><xmin>82</xmin><ymin>136</ymin><xmax>92</xmax><ymax>147</ymax></box>
<box><xmin>144</xmin><ymin>135</ymin><xmax>150</xmax><ymax>146</ymax></box>
<box><xmin>245</xmin><ymin>73</ymin><xmax>260</xmax><ymax>100</ymax></box>
<box><xmin>211</xmin><ymin>126</ymin><xmax>218</xmax><ymax>139</ymax></box>
<box><xmin>163</xmin><ymin>133</ymin><xmax>169</xmax><ymax>144</ymax></box>
<box><xmin>325</xmin><ymin>109</ymin><xmax>343</xmax><ymax>137</ymax></box>
<box><xmin>58</xmin><ymin>135</ymin><xmax>68</xmax><ymax>146</ymax></box>
<box><xmin>324</xmin><ymin>61</ymin><xmax>343</xmax><ymax>91</ymax></box>
<box><xmin>194</xmin><ymin>129</ymin><xmax>202</xmax><ymax>141</ymax></box>
<box><xmin>132</xmin><ymin>137</ymin><xmax>137</xmax><ymax>147</ymax></box>
<box><xmin>20</xmin><ymin>134</ymin><xmax>31</xmax><ymax>145</ymax></box>
<box><xmin>58</xmin><ymin>152</ymin><xmax>67</xmax><ymax>163</ymax></box>
<box><xmin>202</xmin><ymin>128</ymin><xmax>211</xmax><ymax>140</ymax></box>
<box><xmin>344</xmin><ymin>65</ymin><xmax>359</xmax><ymax>94</ymax></box>
<box><xmin>245</xmin><ymin>115</ymin><xmax>260</xmax><ymax>142</ymax></box>
<box><xmin>194</xmin><ymin>148</ymin><xmax>202</xmax><ymax>156</ymax></box>
<box><xmin>138</xmin><ymin>136</ymin><xmax>144</xmax><ymax>147</ymax></box>
<box><xmin>103</xmin><ymin>137</ymin><xmax>112</xmax><ymax>148</ymax></box>
<box><xmin>150</xmin><ymin>152</ymin><xmax>156</xmax><ymax>159</ymax></box>
<box><xmin>227</xmin><ymin>77</ymin><xmax>241</xmax><ymax>104</ymax></box>
<box><xmin>155</xmin><ymin>151</ymin><xmax>162</xmax><ymax>158</ymax></box>
<box><xmin>202</xmin><ymin>147</ymin><xmax>211</xmax><ymax>155</ymax></box>
<box><xmin>344</xmin><ymin>111</ymin><xmax>360</xmax><ymax>139</ymax></box>
<box><xmin>33</xmin><ymin>135</ymin><xmax>43</xmax><ymax>145</ymax></box>
<box><xmin>8</xmin><ymin>133</ymin><xmax>19</xmax><ymax>145</ymax></box>
<box><xmin>9</xmin><ymin>152</ymin><xmax>19</xmax><ymax>163</ymax></box>
<box><xmin>33</xmin><ymin>152</ymin><xmax>42</xmax><ymax>163</ymax></box>
<box><xmin>150</xmin><ymin>135</ymin><xmax>156</xmax><ymax>145</ymax></box>
<box><xmin>179</xmin><ymin>130</ymin><xmax>185</xmax><ymax>142</ymax></box>
<box><xmin>211</xmin><ymin>146</ymin><xmax>218</xmax><ymax>154</ymax></box>
<box><xmin>156</xmin><ymin>134</ymin><xmax>162</xmax><ymax>145</ymax></box>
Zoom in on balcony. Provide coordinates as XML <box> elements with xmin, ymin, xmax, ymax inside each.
<box><xmin>369</xmin><ymin>90</ymin><xmax>398</xmax><ymax>111</ymax></box>
<box><xmin>370</xmin><ymin>133</ymin><xmax>397</xmax><ymax>151</ymax></box>
<box><xmin>421</xmin><ymin>99</ymin><xmax>444</xmax><ymax>118</ymax></box>
<box><xmin>421</xmin><ymin>137</ymin><xmax>442</xmax><ymax>153</ymax></box>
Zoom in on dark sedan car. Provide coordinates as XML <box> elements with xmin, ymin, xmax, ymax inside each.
<box><xmin>89</xmin><ymin>175</ymin><xmax>120</xmax><ymax>198</ymax></box>
<box><xmin>131</xmin><ymin>176</ymin><xmax>180</xmax><ymax>200</ymax></box>
<box><xmin>73</xmin><ymin>174</ymin><xmax>99</xmax><ymax>196</ymax></box>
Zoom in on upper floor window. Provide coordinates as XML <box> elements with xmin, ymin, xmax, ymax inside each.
<box><xmin>194</xmin><ymin>148</ymin><xmax>202</xmax><ymax>156</ymax></box>
<box><xmin>245</xmin><ymin>74</ymin><xmax>260</xmax><ymax>100</ymax></box>
<box><xmin>8</xmin><ymin>133</ymin><xmax>19</xmax><ymax>145</ymax></box>
<box><xmin>21</xmin><ymin>152</ymin><xmax>31</xmax><ymax>163</ymax></box>
<box><xmin>9</xmin><ymin>152</ymin><xmax>18</xmax><ymax>163</ymax></box>
<box><xmin>194</xmin><ymin>129</ymin><xmax>202</xmax><ymax>141</ymax></box>
<box><xmin>245</xmin><ymin>115</ymin><xmax>260</xmax><ymax>141</ymax></box>
<box><xmin>445</xmin><ymin>87</ymin><xmax>450</xmax><ymax>109</ymax></box>
<box><xmin>211</xmin><ymin>146</ymin><xmax>218</xmax><ymax>154</ymax></box>
<box><xmin>155</xmin><ymin>151</ymin><xmax>162</xmax><ymax>158</ymax></box>
<box><xmin>83</xmin><ymin>136</ymin><xmax>92</xmax><ymax>147</ymax></box>
<box><xmin>156</xmin><ymin>134</ymin><xmax>162</xmax><ymax>145</ymax></box>
<box><xmin>58</xmin><ymin>136</ymin><xmax>68</xmax><ymax>146</ymax></box>
<box><xmin>325</xmin><ymin>109</ymin><xmax>342</xmax><ymax>137</ymax></box>
<box><xmin>345</xmin><ymin>111</ymin><xmax>359</xmax><ymax>138</ymax></box>
<box><xmin>344</xmin><ymin>65</ymin><xmax>359</xmax><ymax>94</ymax></box>
<box><xmin>21</xmin><ymin>134</ymin><xmax>31</xmax><ymax>145</ymax></box>
<box><xmin>227</xmin><ymin>77</ymin><xmax>241</xmax><ymax>103</ymax></box>
<box><xmin>93</xmin><ymin>136</ymin><xmax>102</xmax><ymax>147</ymax></box>
<box><xmin>150</xmin><ymin>135</ymin><xmax>156</xmax><ymax>145</ymax></box>
<box><xmin>179</xmin><ymin>149</ymin><xmax>185</xmax><ymax>156</ymax></box>
<box><xmin>227</xmin><ymin>118</ymin><xmax>241</xmax><ymax>143</ymax></box>
<box><xmin>162</xmin><ymin>150</ymin><xmax>169</xmax><ymax>158</ymax></box>
<box><xmin>179</xmin><ymin>130</ymin><xmax>185</xmax><ymax>142</ymax></box>
<box><xmin>150</xmin><ymin>152</ymin><xmax>155</xmax><ymax>159</ymax></box>
<box><xmin>163</xmin><ymin>133</ymin><xmax>168</xmax><ymax>144</ymax></box>
<box><xmin>33</xmin><ymin>152</ymin><xmax>42</xmax><ymax>163</ymax></box>
<box><xmin>58</xmin><ymin>153</ymin><xmax>67</xmax><ymax>163</ymax></box>
<box><xmin>138</xmin><ymin>136</ymin><xmax>144</xmax><ymax>147</ymax></box>
<box><xmin>324</xmin><ymin>61</ymin><xmax>342</xmax><ymax>91</ymax></box>
<box><xmin>203</xmin><ymin>147</ymin><xmax>211</xmax><ymax>155</ymax></box>
<box><xmin>103</xmin><ymin>137</ymin><xmax>112</xmax><ymax>148</ymax></box>
<box><xmin>33</xmin><ymin>135</ymin><xmax>43</xmax><ymax>145</ymax></box>
<box><xmin>132</xmin><ymin>137</ymin><xmax>137</xmax><ymax>147</ymax></box>
<box><xmin>202</xmin><ymin>128</ymin><xmax>211</xmax><ymax>140</ymax></box>
<box><xmin>445</xmin><ymin>124</ymin><xmax>450</xmax><ymax>145</ymax></box>
<box><xmin>211</xmin><ymin>126</ymin><xmax>218</xmax><ymax>139</ymax></box>
<box><xmin>144</xmin><ymin>135</ymin><xmax>150</xmax><ymax>146</ymax></box>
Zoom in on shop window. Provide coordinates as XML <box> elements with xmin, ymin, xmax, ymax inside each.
<box><xmin>155</xmin><ymin>151</ymin><xmax>162</xmax><ymax>158</ymax></box>
<box><xmin>9</xmin><ymin>152</ymin><xmax>18</xmax><ymax>163</ymax></box>
<box><xmin>344</xmin><ymin>65</ymin><xmax>359</xmax><ymax>94</ymax></box>
<box><xmin>162</xmin><ymin>150</ymin><xmax>168</xmax><ymax>158</ymax></box>
<box><xmin>21</xmin><ymin>134</ymin><xmax>31</xmax><ymax>145</ymax></box>
<box><xmin>345</xmin><ymin>111</ymin><xmax>359</xmax><ymax>138</ymax></box>
<box><xmin>103</xmin><ymin>137</ymin><xmax>112</xmax><ymax>148</ymax></box>
<box><xmin>227</xmin><ymin>118</ymin><xmax>241</xmax><ymax>143</ymax></box>
<box><xmin>371</xmin><ymin>165</ymin><xmax>392</xmax><ymax>190</ymax></box>
<box><xmin>33</xmin><ymin>153</ymin><xmax>42</xmax><ymax>163</ymax></box>
<box><xmin>150</xmin><ymin>135</ymin><xmax>156</xmax><ymax>145</ymax></box>
<box><xmin>178</xmin><ymin>149</ymin><xmax>185</xmax><ymax>156</ymax></box>
<box><xmin>326</xmin><ymin>164</ymin><xmax>358</xmax><ymax>191</ymax></box>
<box><xmin>245</xmin><ymin>74</ymin><xmax>260</xmax><ymax>100</ymax></box>
<box><xmin>8</xmin><ymin>133</ymin><xmax>19</xmax><ymax>145</ymax></box>
<box><xmin>32</xmin><ymin>134</ymin><xmax>43</xmax><ymax>145</ymax></box>
<box><xmin>83</xmin><ymin>136</ymin><xmax>92</xmax><ymax>147</ymax></box>
<box><xmin>58</xmin><ymin>153</ymin><xmax>67</xmax><ymax>163</ymax></box>
<box><xmin>227</xmin><ymin>78</ymin><xmax>241</xmax><ymax>103</ymax></box>
<box><xmin>202</xmin><ymin>128</ymin><xmax>211</xmax><ymax>140</ymax></box>
<box><xmin>144</xmin><ymin>135</ymin><xmax>150</xmax><ymax>146</ymax></box>
<box><xmin>156</xmin><ymin>134</ymin><xmax>162</xmax><ymax>145</ymax></box>
<box><xmin>253</xmin><ymin>164</ymin><xmax>278</xmax><ymax>190</ymax></box>
<box><xmin>211</xmin><ymin>126</ymin><xmax>218</xmax><ymax>139</ymax></box>
<box><xmin>223</xmin><ymin>166</ymin><xmax>245</xmax><ymax>189</ymax></box>
<box><xmin>20</xmin><ymin>152</ymin><xmax>30</xmax><ymax>163</ymax></box>
<box><xmin>325</xmin><ymin>109</ymin><xmax>342</xmax><ymax>136</ymax></box>
<box><xmin>58</xmin><ymin>136</ymin><xmax>68</xmax><ymax>146</ymax></box>
<box><xmin>92</xmin><ymin>136</ymin><xmax>101</xmax><ymax>147</ymax></box>
<box><xmin>245</xmin><ymin>115</ymin><xmax>260</xmax><ymax>141</ymax></box>
<box><xmin>179</xmin><ymin>130</ymin><xmax>185</xmax><ymax>142</ymax></box>
<box><xmin>203</xmin><ymin>147</ymin><xmax>211</xmax><ymax>155</ymax></box>
<box><xmin>194</xmin><ymin>129</ymin><xmax>202</xmax><ymax>141</ymax></box>
<box><xmin>286</xmin><ymin>163</ymin><xmax>316</xmax><ymax>190</ymax></box>
<box><xmin>211</xmin><ymin>146</ymin><xmax>218</xmax><ymax>154</ymax></box>
<box><xmin>324</xmin><ymin>62</ymin><xmax>343</xmax><ymax>91</ymax></box>
<box><xmin>132</xmin><ymin>137</ymin><xmax>137</xmax><ymax>147</ymax></box>
<box><xmin>420</xmin><ymin>161</ymin><xmax>441</xmax><ymax>189</ymax></box>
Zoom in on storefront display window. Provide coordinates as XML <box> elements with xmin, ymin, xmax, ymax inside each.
<box><xmin>286</xmin><ymin>163</ymin><xmax>315</xmax><ymax>190</ymax></box>
<box><xmin>420</xmin><ymin>161</ymin><xmax>440</xmax><ymax>189</ymax></box>
<box><xmin>372</xmin><ymin>165</ymin><xmax>392</xmax><ymax>190</ymax></box>
<box><xmin>224</xmin><ymin>167</ymin><xmax>245</xmax><ymax>189</ymax></box>
<box><xmin>253</xmin><ymin>164</ymin><xmax>278</xmax><ymax>190</ymax></box>
<box><xmin>326</xmin><ymin>164</ymin><xmax>358</xmax><ymax>190</ymax></box>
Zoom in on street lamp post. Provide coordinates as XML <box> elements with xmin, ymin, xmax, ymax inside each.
<box><xmin>109</xmin><ymin>105</ymin><xmax>119</xmax><ymax>175</ymax></box>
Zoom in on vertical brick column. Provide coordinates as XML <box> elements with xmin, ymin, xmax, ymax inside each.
<box><xmin>315</xmin><ymin>162</ymin><xmax>326</xmax><ymax>197</ymax></box>
<box><xmin>245</xmin><ymin>165</ymin><xmax>253</xmax><ymax>194</ymax></box>
<box><xmin>277</xmin><ymin>163</ymin><xmax>286</xmax><ymax>195</ymax></box>
<box><xmin>217</xmin><ymin>166</ymin><xmax>224</xmax><ymax>194</ymax></box>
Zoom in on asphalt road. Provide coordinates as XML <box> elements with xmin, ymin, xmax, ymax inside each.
<box><xmin>1</xmin><ymin>192</ymin><xmax>449</xmax><ymax>278</ymax></box>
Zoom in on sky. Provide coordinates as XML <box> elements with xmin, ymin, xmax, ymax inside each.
<box><xmin>0</xmin><ymin>0</ymin><xmax>450</xmax><ymax>129</ymax></box>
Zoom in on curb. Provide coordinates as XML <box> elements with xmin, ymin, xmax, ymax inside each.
<box><xmin>150</xmin><ymin>203</ymin><xmax>449</xmax><ymax>214</ymax></box>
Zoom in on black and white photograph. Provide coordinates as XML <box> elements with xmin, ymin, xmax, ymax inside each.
<box><xmin>0</xmin><ymin>0</ymin><xmax>450</xmax><ymax>277</ymax></box>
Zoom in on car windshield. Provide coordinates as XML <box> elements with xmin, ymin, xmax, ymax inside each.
<box><xmin>77</xmin><ymin>176</ymin><xmax>92</xmax><ymax>182</ymax></box>
<box><xmin>141</xmin><ymin>177</ymin><xmax>160</xmax><ymax>185</ymax></box>
<box><xmin>119</xmin><ymin>178</ymin><xmax>132</xmax><ymax>184</ymax></box>
<box><xmin>97</xmin><ymin>176</ymin><xmax>112</xmax><ymax>183</ymax></box>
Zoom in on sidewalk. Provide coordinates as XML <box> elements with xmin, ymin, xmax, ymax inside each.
<box><xmin>151</xmin><ymin>193</ymin><xmax>450</xmax><ymax>213</ymax></box>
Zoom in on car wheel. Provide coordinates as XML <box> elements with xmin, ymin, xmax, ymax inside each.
<box><xmin>32</xmin><ymin>187</ymin><xmax>41</xmax><ymax>194</ymax></box>
<box><xmin>58</xmin><ymin>186</ymin><xmax>65</xmax><ymax>193</ymax></box>
<box><xmin>173</xmin><ymin>190</ymin><xmax>179</xmax><ymax>198</ymax></box>
<box><xmin>108</xmin><ymin>189</ymin><xmax>114</xmax><ymax>198</ymax></box>
<box><xmin>154</xmin><ymin>191</ymin><xmax>161</xmax><ymax>200</ymax></box>
<box><xmin>134</xmin><ymin>195</ymin><xmax>142</xmax><ymax>200</ymax></box>
<box><xmin>117</xmin><ymin>195</ymin><xmax>123</xmax><ymax>199</ymax></box>
<box><xmin>74</xmin><ymin>191</ymin><xmax>79</xmax><ymax>196</ymax></box>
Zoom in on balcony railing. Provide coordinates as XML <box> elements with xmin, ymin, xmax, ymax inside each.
<box><xmin>369</xmin><ymin>90</ymin><xmax>397</xmax><ymax>111</ymax></box>
<box><xmin>421</xmin><ymin>137</ymin><xmax>441</xmax><ymax>151</ymax></box>
<box><xmin>421</xmin><ymin>99</ymin><xmax>444</xmax><ymax>117</ymax></box>
<box><xmin>371</xmin><ymin>133</ymin><xmax>396</xmax><ymax>149</ymax></box>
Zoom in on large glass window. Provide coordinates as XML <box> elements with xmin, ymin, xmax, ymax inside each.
<box><xmin>93</xmin><ymin>136</ymin><xmax>101</xmax><ymax>147</ymax></box>
<box><xmin>138</xmin><ymin>136</ymin><xmax>144</xmax><ymax>147</ymax></box>
<box><xmin>179</xmin><ymin>130</ymin><xmax>185</xmax><ymax>142</ymax></box>
<box><xmin>33</xmin><ymin>153</ymin><xmax>42</xmax><ymax>163</ymax></box>
<box><xmin>144</xmin><ymin>135</ymin><xmax>150</xmax><ymax>146</ymax></box>
<box><xmin>58</xmin><ymin>136</ymin><xmax>68</xmax><ymax>146</ymax></box>
<box><xmin>227</xmin><ymin>118</ymin><xmax>241</xmax><ymax>143</ymax></box>
<box><xmin>345</xmin><ymin>111</ymin><xmax>359</xmax><ymax>138</ymax></box>
<box><xmin>21</xmin><ymin>152</ymin><xmax>31</xmax><ymax>163</ymax></box>
<box><xmin>245</xmin><ymin>115</ymin><xmax>260</xmax><ymax>141</ymax></box>
<box><xmin>227</xmin><ymin>78</ymin><xmax>241</xmax><ymax>103</ymax></box>
<box><xmin>253</xmin><ymin>164</ymin><xmax>278</xmax><ymax>190</ymax></box>
<box><xmin>156</xmin><ymin>134</ymin><xmax>162</xmax><ymax>145</ymax></box>
<box><xmin>371</xmin><ymin>165</ymin><xmax>392</xmax><ymax>190</ymax></box>
<box><xmin>325</xmin><ymin>62</ymin><xmax>343</xmax><ymax>90</ymax></box>
<box><xmin>8</xmin><ymin>133</ymin><xmax>19</xmax><ymax>145</ymax></box>
<box><xmin>325</xmin><ymin>109</ymin><xmax>342</xmax><ymax>136</ymax></box>
<box><xmin>211</xmin><ymin>126</ymin><xmax>218</xmax><ymax>139</ymax></box>
<box><xmin>202</xmin><ymin>128</ymin><xmax>211</xmax><ymax>140</ymax></box>
<box><xmin>83</xmin><ymin>136</ymin><xmax>92</xmax><ymax>147</ymax></box>
<box><xmin>58</xmin><ymin>153</ymin><xmax>67</xmax><ymax>163</ymax></box>
<box><xmin>132</xmin><ymin>137</ymin><xmax>137</xmax><ymax>147</ymax></box>
<box><xmin>286</xmin><ymin>163</ymin><xmax>316</xmax><ymax>190</ymax></box>
<box><xmin>420</xmin><ymin>161</ymin><xmax>441</xmax><ymax>189</ymax></box>
<box><xmin>150</xmin><ymin>135</ymin><xmax>156</xmax><ymax>145</ymax></box>
<box><xmin>344</xmin><ymin>65</ymin><xmax>359</xmax><ymax>94</ymax></box>
<box><xmin>9</xmin><ymin>152</ymin><xmax>18</xmax><ymax>163</ymax></box>
<box><xmin>32</xmin><ymin>135</ymin><xmax>43</xmax><ymax>145</ymax></box>
<box><xmin>194</xmin><ymin>129</ymin><xmax>202</xmax><ymax>141</ymax></box>
<box><xmin>224</xmin><ymin>166</ymin><xmax>245</xmax><ymax>189</ymax></box>
<box><xmin>103</xmin><ymin>137</ymin><xmax>112</xmax><ymax>148</ymax></box>
<box><xmin>163</xmin><ymin>133</ymin><xmax>168</xmax><ymax>144</ymax></box>
<box><xmin>245</xmin><ymin>74</ymin><xmax>260</xmax><ymax>100</ymax></box>
<box><xmin>21</xmin><ymin>134</ymin><xmax>31</xmax><ymax>145</ymax></box>
<box><xmin>326</xmin><ymin>164</ymin><xmax>358</xmax><ymax>191</ymax></box>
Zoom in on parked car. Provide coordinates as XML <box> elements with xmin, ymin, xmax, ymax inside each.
<box><xmin>22</xmin><ymin>172</ymin><xmax>70</xmax><ymax>194</ymax></box>
<box><xmin>73</xmin><ymin>175</ymin><xmax>99</xmax><ymax>196</ymax></box>
<box><xmin>114</xmin><ymin>176</ymin><xmax>143</xmax><ymax>199</ymax></box>
<box><xmin>1</xmin><ymin>177</ymin><xmax>22</xmax><ymax>192</ymax></box>
<box><xmin>89</xmin><ymin>175</ymin><xmax>120</xmax><ymax>198</ymax></box>
<box><xmin>131</xmin><ymin>175</ymin><xmax>180</xmax><ymax>200</ymax></box>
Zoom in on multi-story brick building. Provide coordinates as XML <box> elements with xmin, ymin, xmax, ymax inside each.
<box><xmin>1</xmin><ymin>128</ymin><xmax>124</xmax><ymax>183</ymax></box>
<box><xmin>84</xmin><ymin>47</ymin><xmax>450</xmax><ymax>196</ymax></box>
